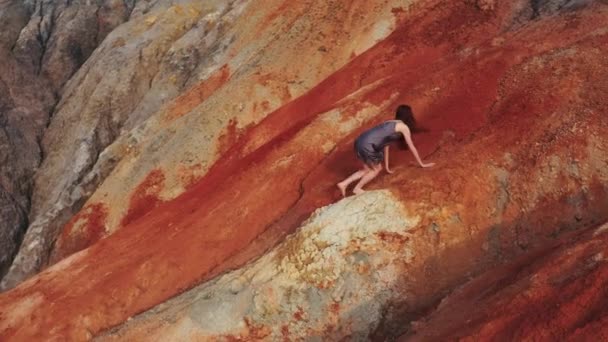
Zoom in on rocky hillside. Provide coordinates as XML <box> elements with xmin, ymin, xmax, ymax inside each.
<box><xmin>1</xmin><ymin>0</ymin><xmax>608</xmax><ymax>340</ymax></box>
<box><xmin>400</xmin><ymin>222</ymin><xmax>608</xmax><ymax>341</ymax></box>
<box><xmin>0</xmin><ymin>0</ymin><xmax>135</xmax><ymax>281</ymax></box>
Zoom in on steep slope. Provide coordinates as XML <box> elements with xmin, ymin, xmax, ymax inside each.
<box><xmin>0</xmin><ymin>0</ymin><xmax>134</xmax><ymax>279</ymax></box>
<box><xmin>1</xmin><ymin>0</ymin><xmax>226</xmax><ymax>289</ymax></box>
<box><xmin>3</xmin><ymin>0</ymin><xmax>408</xmax><ymax>290</ymax></box>
<box><xmin>0</xmin><ymin>11</ymin><xmax>53</xmax><ymax>278</ymax></box>
<box><xmin>401</xmin><ymin>222</ymin><xmax>608</xmax><ymax>341</ymax></box>
<box><xmin>96</xmin><ymin>8</ymin><xmax>608</xmax><ymax>337</ymax></box>
<box><xmin>0</xmin><ymin>0</ymin><xmax>607</xmax><ymax>340</ymax></box>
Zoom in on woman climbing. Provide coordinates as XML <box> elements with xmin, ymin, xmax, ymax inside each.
<box><xmin>337</xmin><ymin>104</ymin><xmax>434</xmax><ymax>197</ymax></box>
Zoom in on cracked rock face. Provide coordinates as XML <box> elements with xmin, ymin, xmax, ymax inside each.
<box><xmin>1</xmin><ymin>0</ymin><xmax>245</xmax><ymax>289</ymax></box>
<box><xmin>0</xmin><ymin>0</ymin><xmax>131</xmax><ymax>279</ymax></box>
<box><xmin>11</xmin><ymin>0</ymin><xmax>136</xmax><ymax>93</ymax></box>
<box><xmin>0</xmin><ymin>0</ymin><xmax>133</xmax><ymax>288</ymax></box>
<box><xmin>0</xmin><ymin>42</ymin><xmax>53</xmax><ymax>278</ymax></box>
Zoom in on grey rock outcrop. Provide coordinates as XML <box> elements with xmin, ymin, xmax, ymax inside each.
<box><xmin>12</xmin><ymin>0</ymin><xmax>136</xmax><ymax>93</ymax></box>
<box><xmin>510</xmin><ymin>0</ymin><xmax>599</xmax><ymax>25</ymax></box>
<box><xmin>100</xmin><ymin>191</ymin><xmax>419</xmax><ymax>341</ymax></box>
<box><xmin>0</xmin><ymin>0</ymin><xmax>134</xmax><ymax>283</ymax></box>
<box><xmin>0</xmin><ymin>1</ymin><xmax>53</xmax><ymax>278</ymax></box>
<box><xmin>1</xmin><ymin>0</ymin><xmax>248</xmax><ymax>290</ymax></box>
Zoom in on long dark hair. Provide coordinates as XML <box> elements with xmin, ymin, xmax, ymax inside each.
<box><xmin>395</xmin><ymin>105</ymin><xmax>426</xmax><ymax>150</ymax></box>
<box><xmin>396</xmin><ymin>105</ymin><xmax>417</xmax><ymax>132</ymax></box>
<box><xmin>395</xmin><ymin>104</ymin><xmax>427</xmax><ymax>133</ymax></box>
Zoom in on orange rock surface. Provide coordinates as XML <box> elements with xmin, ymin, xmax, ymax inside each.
<box><xmin>0</xmin><ymin>0</ymin><xmax>607</xmax><ymax>340</ymax></box>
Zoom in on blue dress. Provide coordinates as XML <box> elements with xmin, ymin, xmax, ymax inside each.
<box><xmin>354</xmin><ymin>121</ymin><xmax>402</xmax><ymax>166</ymax></box>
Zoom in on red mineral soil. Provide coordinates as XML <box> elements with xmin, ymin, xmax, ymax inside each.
<box><xmin>46</xmin><ymin>0</ymin><xmax>408</xmax><ymax>261</ymax></box>
<box><xmin>400</xmin><ymin>222</ymin><xmax>608</xmax><ymax>342</ymax></box>
<box><xmin>51</xmin><ymin>169</ymin><xmax>166</xmax><ymax>264</ymax></box>
<box><xmin>1</xmin><ymin>1</ymin><xmax>608</xmax><ymax>340</ymax></box>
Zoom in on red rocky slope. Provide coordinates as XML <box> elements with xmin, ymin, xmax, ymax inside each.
<box><xmin>0</xmin><ymin>0</ymin><xmax>608</xmax><ymax>340</ymax></box>
<box><xmin>401</xmin><ymin>223</ymin><xmax>608</xmax><ymax>341</ymax></box>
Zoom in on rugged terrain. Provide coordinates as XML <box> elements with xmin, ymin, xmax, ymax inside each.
<box><xmin>0</xmin><ymin>0</ymin><xmax>135</xmax><ymax>281</ymax></box>
<box><xmin>0</xmin><ymin>0</ymin><xmax>607</xmax><ymax>340</ymax></box>
<box><xmin>400</xmin><ymin>222</ymin><xmax>608</xmax><ymax>341</ymax></box>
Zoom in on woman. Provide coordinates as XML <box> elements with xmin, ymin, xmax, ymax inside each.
<box><xmin>337</xmin><ymin>104</ymin><xmax>434</xmax><ymax>196</ymax></box>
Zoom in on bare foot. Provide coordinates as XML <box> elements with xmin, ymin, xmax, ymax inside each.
<box><xmin>353</xmin><ymin>188</ymin><xmax>365</xmax><ymax>195</ymax></box>
<box><xmin>337</xmin><ymin>182</ymin><xmax>347</xmax><ymax>197</ymax></box>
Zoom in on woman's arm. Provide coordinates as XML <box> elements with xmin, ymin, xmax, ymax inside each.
<box><xmin>397</xmin><ymin>123</ymin><xmax>434</xmax><ymax>168</ymax></box>
<box><xmin>384</xmin><ymin>145</ymin><xmax>394</xmax><ymax>173</ymax></box>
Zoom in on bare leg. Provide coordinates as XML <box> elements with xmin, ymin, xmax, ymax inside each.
<box><xmin>352</xmin><ymin>164</ymin><xmax>382</xmax><ymax>195</ymax></box>
<box><xmin>337</xmin><ymin>164</ymin><xmax>370</xmax><ymax>197</ymax></box>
